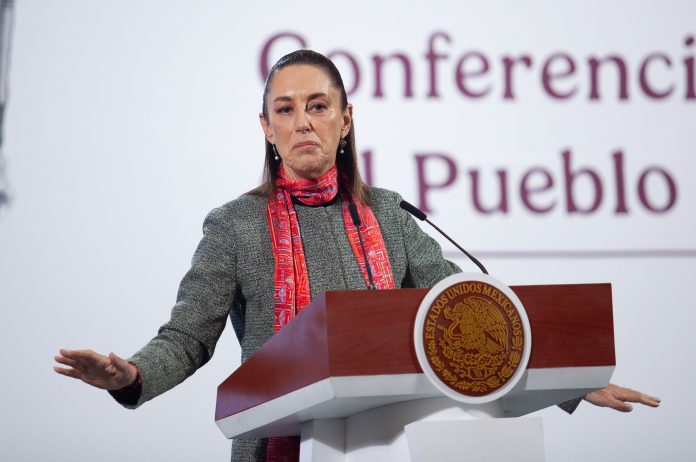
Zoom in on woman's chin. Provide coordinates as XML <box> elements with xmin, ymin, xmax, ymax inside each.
<box><xmin>285</xmin><ymin>161</ymin><xmax>334</xmax><ymax>181</ymax></box>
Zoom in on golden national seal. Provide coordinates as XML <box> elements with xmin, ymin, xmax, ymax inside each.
<box><xmin>423</xmin><ymin>281</ymin><xmax>525</xmax><ymax>397</ymax></box>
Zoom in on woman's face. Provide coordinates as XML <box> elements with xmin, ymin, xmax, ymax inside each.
<box><xmin>260</xmin><ymin>65</ymin><xmax>352</xmax><ymax>181</ymax></box>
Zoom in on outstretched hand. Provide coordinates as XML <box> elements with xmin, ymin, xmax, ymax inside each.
<box><xmin>54</xmin><ymin>349</ymin><xmax>137</xmax><ymax>390</ymax></box>
<box><xmin>585</xmin><ymin>383</ymin><xmax>661</xmax><ymax>412</ymax></box>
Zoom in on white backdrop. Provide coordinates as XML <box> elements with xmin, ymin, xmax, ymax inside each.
<box><xmin>1</xmin><ymin>1</ymin><xmax>694</xmax><ymax>461</ymax></box>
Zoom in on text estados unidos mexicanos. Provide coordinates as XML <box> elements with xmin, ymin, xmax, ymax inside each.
<box><xmin>424</xmin><ymin>283</ymin><xmax>522</xmax><ymax>341</ymax></box>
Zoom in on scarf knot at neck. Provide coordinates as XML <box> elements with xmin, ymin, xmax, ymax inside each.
<box><xmin>275</xmin><ymin>164</ymin><xmax>338</xmax><ymax>206</ymax></box>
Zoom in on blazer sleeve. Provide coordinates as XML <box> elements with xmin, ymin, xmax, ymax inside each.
<box><xmin>113</xmin><ymin>206</ymin><xmax>238</xmax><ymax>409</ymax></box>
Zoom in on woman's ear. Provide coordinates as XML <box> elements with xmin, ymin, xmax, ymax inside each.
<box><xmin>259</xmin><ymin>113</ymin><xmax>274</xmax><ymax>143</ymax></box>
<box><xmin>341</xmin><ymin>104</ymin><xmax>353</xmax><ymax>137</ymax></box>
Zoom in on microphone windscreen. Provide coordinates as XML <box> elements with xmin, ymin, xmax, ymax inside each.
<box><xmin>399</xmin><ymin>200</ymin><xmax>427</xmax><ymax>221</ymax></box>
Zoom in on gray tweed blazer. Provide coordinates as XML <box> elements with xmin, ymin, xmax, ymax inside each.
<box><xmin>125</xmin><ymin>187</ymin><xmax>461</xmax><ymax>461</ymax></box>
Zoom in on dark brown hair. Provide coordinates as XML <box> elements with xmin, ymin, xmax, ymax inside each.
<box><xmin>249</xmin><ymin>49</ymin><xmax>369</xmax><ymax>204</ymax></box>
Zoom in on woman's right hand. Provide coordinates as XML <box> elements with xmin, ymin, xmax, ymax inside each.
<box><xmin>54</xmin><ymin>349</ymin><xmax>137</xmax><ymax>390</ymax></box>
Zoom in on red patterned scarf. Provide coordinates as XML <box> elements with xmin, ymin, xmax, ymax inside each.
<box><xmin>265</xmin><ymin>164</ymin><xmax>394</xmax><ymax>461</ymax></box>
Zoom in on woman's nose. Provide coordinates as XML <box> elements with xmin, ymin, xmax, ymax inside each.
<box><xmin>294</xmin><ymin>111</ymin><xmax>311</xmax><ymax>133</ymax></box>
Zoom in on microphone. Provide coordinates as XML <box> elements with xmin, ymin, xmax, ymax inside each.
<box><xmin>399</xmin><ymin>200</ymin><xmax>489</xmax><ymax>275</ymax></box>
<box><xmin>348</xmin><ymin>202</ymin><xmax>376</xmax><ymax>289</ymax></box>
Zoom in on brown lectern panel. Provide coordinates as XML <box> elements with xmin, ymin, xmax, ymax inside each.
<box><xmin>216</xmin><ymin>284</ymin><xmax>614</xmax><ymax>421</ymax></box>
<box><xmin>516</xmin><ymin>283</ymin><xmax>615</xmax><ymax>368</ymax></box>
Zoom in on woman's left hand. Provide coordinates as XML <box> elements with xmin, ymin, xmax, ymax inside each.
<box><xmin>585</xmin><ymin>383</ymin><xmax>661</xmax><ymax>412</ymax></box>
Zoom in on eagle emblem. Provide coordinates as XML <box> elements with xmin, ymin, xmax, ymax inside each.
<box><xmin>422</xmin><ymin>281</ymin><xmax>525</xmax><ymax>397</ymax></box>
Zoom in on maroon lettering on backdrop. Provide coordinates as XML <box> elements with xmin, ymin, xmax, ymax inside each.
<box><xmin>612</xmin><ymin>151</ymin><xmax>629</xmax><ymax>214</ymax></box>
<box><xmin>259</xmin><ymin>32</ymin><xmax>307</xmax><ymax>80</ymax></box>
<box><xmin>361</xmin><ymin>150</ymin><xmax>374</xmax><ymax>186</ymax></box>
<box><xmin>520</xmin><ymin>168</ymin><xmax>556</xmax><ymax>214</ymax></box>
<box><xmin>412</xmin><ymin>149</ymin><xmax>678</xmax><ymax>216</ymax></box>
<box><xmin>327</xmin><ymin>50</ymin><xmax>361</xmax><ymax>96</ymax></box>
<box><xmin>638</xmin><ymin>167</ymin><xmax>678</xmax><ymax>213</ymax></box>
<box><xmin>563</xmin><ymin>149</ymin><xmax>603</xmax><ymax>214</ymax></box>
<box><xmin>469</xmin><ymin>170</ymin><xmax>509</xmax><ymax>214</ymax></box>
<box><xmin>258</xmin><ymin>32</ymin><xmax>686</xmax><ymax>219</ymax></box>
<box><xmin>588</xmin><ymin>55</ymin><xmax>629</xmax><ymax>100</ymax></box>
<box><xmin>542</xmin><ymin>53</ymin><xmax>578</xmax><ymax>100</ymax></box>
<box><xmin>415</xmin><ymin>153</ymin><xmax>457</xmax><ymax>213</ymax></box>
<box><xmin>372</xmin><ymin>53</ymin><xmax>414</xmax><ymax>98</ymax></box>
<box><xmin>639</xmin><ymin>53</ymin><xmax>674</xmax><ymax>99</ymax></box>
<box><xmin>426</xmin><ymin>31</ymin><xmax>452</xmax><ymax>99</ymax></box>
<box><xmin>685</xmin><ymin>35</ymin><xmax>696</xmax><ymax>99</ymax></box>
<box><xmin>258</xmin><ymin>32</ymin><xmax>696</xmax><ymax>101</ymax></box>
<box><xmin>502</xmin><ymin>55</ymin><xmax>533</xmax><ymax>100</ymax></box>
<box><xmin>455</xmin><ymin>51</ymin><xmax>491</xmax><ymax>98</ymax></box>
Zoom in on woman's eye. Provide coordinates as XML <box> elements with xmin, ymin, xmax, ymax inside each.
<box><xmin>276</xmin><ymin>106</ymin><xmax>292</xmax><ymax>114</ymax></box>
<box><xmin>310</xmin><ymin>103</ymin><xmax>327</xmax><ymax>112</ymax></box>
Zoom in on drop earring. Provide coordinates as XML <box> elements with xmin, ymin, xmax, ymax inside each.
<box><xmin>339</xmin><ymin>139</ymin><xmax>347</xmax><ymax>155</ymax></box>
<box><xmin>272</xmin><ymin>144</ymin><xmax>280</xmax><ymax>161</ymax></box>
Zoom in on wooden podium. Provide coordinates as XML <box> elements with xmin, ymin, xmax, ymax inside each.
<box><xmin>215</xmin><ymin>283</ymin><xmax>615</xmax><ymax>461</ymax></box>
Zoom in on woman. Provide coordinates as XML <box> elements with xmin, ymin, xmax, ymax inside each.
<box><xmin>54</xmin><ymin>50</ymin><xmax>660</xmax><ymax>462</ymax></box>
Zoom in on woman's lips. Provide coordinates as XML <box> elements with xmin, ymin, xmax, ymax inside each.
<box><xmin>293</xmin><ymin>141</ymin><xmax>319</xmax><ymax>149</ymax></box>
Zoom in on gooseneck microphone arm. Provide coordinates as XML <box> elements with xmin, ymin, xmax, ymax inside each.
<box><xmin>348</xmin><ymin>202</ymin><xmax>377</xmax><ymax>289</ymax></box>
<box><xmin>399</xmin><ymin>200</ymin><xmax>489</xmax><ymax>275</ymax></box>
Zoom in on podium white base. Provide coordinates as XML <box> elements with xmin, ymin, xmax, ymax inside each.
<box><xmin>299</xmin><ymin>397</ymin><xmax>545</xmax><ymax>462</ymax></box>
<box><xmin>406</xmin><ymin>418</ymin><xmax>545</xmax><ymax>462</ymax></box>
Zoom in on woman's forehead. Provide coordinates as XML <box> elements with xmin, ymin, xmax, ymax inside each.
<box><xmin>267</xmin><ymin>65</ymin><xmax>338</xmax><ymax>98</ymax></box>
